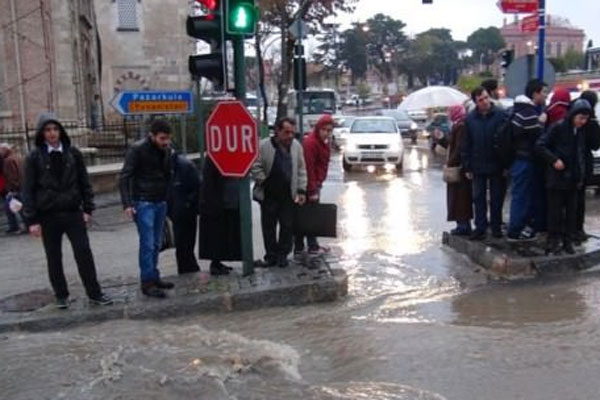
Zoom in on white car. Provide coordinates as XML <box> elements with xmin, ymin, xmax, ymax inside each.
<box><xmin>342</xmin><ymin>117</ymin><xmax>404</xmax><ymax>172</ymax></box>
<box><xmin>332</xmin><ymin>116</ymin><xmax>356</xmax><ymax>150</ymax></box>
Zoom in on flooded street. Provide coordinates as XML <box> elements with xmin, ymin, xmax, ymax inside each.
<box><xmin>3</xmin><ymin>145</ymin><xmax>600</xmax><ymax>400</ymax></box>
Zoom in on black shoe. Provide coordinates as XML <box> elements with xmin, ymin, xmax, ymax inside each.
<box><xmin>469</xmin><ymin>231</ymin><xmax>486</xmax><ymax>241</ymax></box>
<box><xmin>210</xmin><ymin>261</ymin><xmax>231</xmax><ymax>276</ymax></box>
<box><xmin>55</xmin><ymin>297</ymin><xmax>70</xmax><ymax>309</ymax></box>
<box><xmin>89</xmin><ymin>294</ymin><xmax>113</xmax><ymax>306</ymax></box>
<box><xmin>492</xmin><ymin>230</ymin><xmax>503</xmax><ymax>239</ymax></box>
<box><xmin>155</xmin><ymin>280</ymin><xmax>175</xmax><ymax>289</ymax></box>
<box><xmin>142</xmin><ymin>285</ymin><xmax>166</xmax><ymax>299</ymax></box>
<box><xmin>574</xmin><ymin>231</ymin><xmax>589</xmax><ymax>243</ymax></box>
<box><xmin>5</xmin><ymin>228</ymin><xmax>19</xmax><ymax>235</ymax></box>
<box><xmin>563</xmin><ymin>242</ymin><xmax>576</xmax><ymax>255</ymax></box>
<box><xmin>278</xmin><ymin>257</ymin><xmax>289</xmax><ymax>268</ymax></box>
<box><xmin>545</xmin><ymin>239</ymin><xmax>562</xmax><ymax>256</ymax></box>
<box><xmin>254</xmin><ymin>258</ymin><xmax>277</xmax><ymax>268</ymax></box>
<box><xmin>450</xmin><ymin>228</ymin><xmax>471</xmax><ymax>236</ymax></box>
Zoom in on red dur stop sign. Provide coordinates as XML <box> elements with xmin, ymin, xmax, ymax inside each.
<box><xmin>205</xmin><ymin>100</ymin><xmax>259</xmax><ymax>177</ymax></box>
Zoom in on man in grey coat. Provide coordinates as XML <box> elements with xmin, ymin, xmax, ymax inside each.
<box><xmin>252</xmin><ymin>117</ymin><xmax>307</xmax><ymax>268</ymax></box>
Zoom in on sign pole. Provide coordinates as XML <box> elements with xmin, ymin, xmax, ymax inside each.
<box><xmin>195</xmin><ymin>79</ymin><xmax>205</xmax><ymax>164</ymax></box>
<box><xmin>234</xmin><ymin>35</ymin><xmax>255</xmax><ymax>276</ymax></box>
<box><xmin>297</xmin><ymin>20</ymin><xmax>304</xmax><ymax>140</ymax></box>
<box><xmin>537</xmin><ymin>0</ymin><xmax>546</xmax><ymax>80</ymax></box>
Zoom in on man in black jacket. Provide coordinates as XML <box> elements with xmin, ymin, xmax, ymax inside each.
<box><xmin>22</xmin><ymin>112</ymin><xmax>112</xmax><ymax>309</ymax></box>
<box><xmin>536</xmin><ymin>99</ymin><xmax>591</xmax><ymax>254</ymax></box>
<box><xmin>507</xmin><ymin>79</ymin><xmax>548</xmax><ymax>241</ymax></box>
<box><xmin>575</xmin><ymin>91</ymin><xmax>600</xmax><ymax>242</ymax></box>
<box><xmin>462</xmin><ymin>87</ymin><xmax>507</xmax><ymax>241</ymax></box>
<box><xmin>120</xmin><ymin>119</ymin><xmax>174</xmax><ymax>298</ymax></box>
<box><xmin>167</xmin><ymin>152</ymin><xmax>201</xmax><ymax>274</ymax></box>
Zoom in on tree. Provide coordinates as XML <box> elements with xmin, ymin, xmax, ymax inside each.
<box><xmin>312</xmin><ymin>23</ymin><xmax>344</xmax><ymax>88</ymax></box>
<box><xmin>466</xmin><ymin>27</ymin><xmax>506</xmax><ymax>71</ymax></box>
<box><xmin>257</xmin><ymin>0</ymin><xmax>358</xmax><ymax>118</ymax></box>
<box><xmin>364</xmin><ymin>14</ymin><xmax>407</xmax><ymax>89</ymax></box>
<box><xmin>339</xmin><ymin>26</ymin><xmax>368</xmax><ymax>85</ymax></box>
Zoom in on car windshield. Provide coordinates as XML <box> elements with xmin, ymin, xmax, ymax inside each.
<box><xmin>351</xmin><ymin>119</ymin><xmax>397</xmax><ymax>133</ymax></box>
<box><xmin>302</xmin><ymin>93</ymin><xmax>336</xmax><ymax>114</ymax></box>
<box><xmin>341</xmin><ymin>117</ymin><xmax>356</xmax><ymax>127</ymax></box>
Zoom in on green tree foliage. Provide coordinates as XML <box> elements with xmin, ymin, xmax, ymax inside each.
<box><xmin>466</xmin><ymin>27</ymin><xmax>506</xmax><ymax>69</ymax></box>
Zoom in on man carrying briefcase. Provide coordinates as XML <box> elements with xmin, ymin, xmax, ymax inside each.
<box><xmin>294</xmin><ymin>115</ymin><xmax>334</xmax><ymax>256</ymax></box>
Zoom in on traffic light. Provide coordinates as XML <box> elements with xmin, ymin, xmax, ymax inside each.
<box><xmin>187</xmin><ymin>0</ymin><xmax>226</xmax><ymax>89</ymax></box>
<box><xmin>500</xmin><ymin>49</ymin><xmax>514</xmax><ymax>68</ymax></box>
<box><xmin>226</xmin><ymin>0</ymin><xmax>257</xmax><ymax>35</ymax></box>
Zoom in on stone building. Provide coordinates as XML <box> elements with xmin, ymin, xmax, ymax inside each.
<box><xmin>500</xmin><ymin>15</ymin><xmax>585</xmax><ymax>59</ymax></box>
<box><xmin>0</xmin><ymin>0</ymin><xmax>101</xmax><ymax>130</ymax></box>
<box><xmin>94</xmin><ymin>0</ymin><xmax>194</xmax><ymax>119</ymax></box>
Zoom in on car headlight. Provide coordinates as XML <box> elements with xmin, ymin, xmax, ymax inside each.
<box><xmin>410</xmin><ymin>122</ymin><xmax>418</xmax><ymax>130</ymax></box>
<box><xmin>346</xmin><ymin>142</ymin><xmax>357</xmax><ymax>151</ymax></box>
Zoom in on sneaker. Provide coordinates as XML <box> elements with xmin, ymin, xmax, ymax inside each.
<box><xmin>56</xmin><ymin>297</ymin><xmax>70</xmax><ymax>309</ymax></box>
<box><xmin>469</xmin><ymin>231</ymin><xmax>486</xmax><ymax>241</ymax></box>
<box><xmin>155</xmin><ymin>280</ymin><xmax>175</xmax><ymax>289</ymax></box>
<box><xmin>507</xmin><ymin>232</ymin><xmax>536</xmax><ymax>242</ymax></box>
<box><xmin>142</xmin><ymin>285</ymin><xmax>166</xmax><ymax>299</ymax></box>
<box><xmin>89</xmin><ymin>294</ymin><xmax>113</xmax><ymax>306</ymax></box>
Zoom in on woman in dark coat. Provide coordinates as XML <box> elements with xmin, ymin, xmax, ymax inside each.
<box><xmin>446</xmin><ymin>104</ymin><xmax>473</xmax><ymax>235</ymax></box>
<box><xmin>198</xmin><ymin>157</ymin><xmax>241</xmax><ymax>275</ymax></box>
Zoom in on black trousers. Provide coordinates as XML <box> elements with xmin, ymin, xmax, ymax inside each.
<box><xmin>172</xmin><ymin>212</ymin><xmax>200</xmax><ymax>274</ymax></box>
<box><xmin>576</xmin><ymin>186</ymin><xmax>586</xmax><ymax>232</ymax></box>
<box><xmin>547</xmin><ymin>189</ymin><xmax>578</xmax><ymax>244</ymax></box>
<box><xmin>40</xmin><ymin>211</ymin><xmax>102</xmax><ymax>299</ymax></box>
<box><xmin>260</xmin><ymin>196</ymin><xmax>294</xmax><ymax>261</ymax></box>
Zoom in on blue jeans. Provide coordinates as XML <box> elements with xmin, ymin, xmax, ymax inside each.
<box><xmin>4</xmin><ymin>192</ymin><xmax>23</xmax><ymax>231</ymax></box>
<box><xmin>508</xmin><ymin>159</ymin><xmax>542</xmax><ymax>236</ymax></box>
<box><xmin>134</xmin><ymin>201</ymin><xmax>167</xmax><ymax>283</ymax></box>
<box><xmin>472</xmin><ymin>173</ymin><xmax>504</xmax><ymax>233</ymax></box>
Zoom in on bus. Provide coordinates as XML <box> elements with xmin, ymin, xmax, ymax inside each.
<box><xmin>287</xmin><ymin>88</ymin><xmax>340</xmax><ymax>135</ymax></box>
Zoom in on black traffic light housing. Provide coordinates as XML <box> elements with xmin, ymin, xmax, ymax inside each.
<box><xmin>500</xmin><ymin>49</ymin><xmax>514</xmax><ymax>69</ymax></box>
<box><xmin>187</xmin><ymin>0</ymin><xmax>226</xmax><ymax>89</ymax></box>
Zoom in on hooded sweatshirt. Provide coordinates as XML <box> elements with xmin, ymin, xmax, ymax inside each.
<box><xmin>22</xmin><ymin>112</ymin><xmax>94</xmax><ymax>224</ymax></box>
<box><xmin>546</xmin><ymin>88</ymin><xmax>571</xmax><ymax>127</ymax></box>
<box><xmin>303</xmin><ymin>115</ymin><xmax>333</xmax><ymax>196</ymax></box>
<box><xmin>512</xmin><ymin>94</ymin><xmax>543</xmax><ymax>161</ymax></box>
<box><xmin>536</xmin><ymin>99</ymin><xmax>592</xmax><ymax>189</ymax></box>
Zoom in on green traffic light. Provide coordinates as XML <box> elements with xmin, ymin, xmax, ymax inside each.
<box><xmin>227</xmin><ymin>0</ymin><xmax>256</xmax><ymax>35</ymax></box>
<box><xmin>233</xmin><ymin>6</ymin><xmax>249</xmax><ymax>29</ymax></box>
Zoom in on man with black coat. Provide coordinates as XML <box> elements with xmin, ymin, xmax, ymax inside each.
<box><xmin>462</xmin><ymin>87</ymin><xmax>507</xmax><ymax>241</ymax></box>
<box><xmin>120</xmin><ymin>119</ymin><xmax>174</xmax><ymax>298</ymax></box>
<box><xmin>22</xmin><ymin>112</ymin><xmax>112</xmax><ymax>309</ymax></box>
<box><xmin>575</xmin><ymin>91</ymin><xmax>600</xmax><ymax>242</ymax></box>
<box><xmin>168</xmin><ymin>152</ymin><xmax>201</xmax><ymax>274</ymax></box>
<box><xmin>536</xmin><ymin>99</ymin><xmax>592</xmax><ymax>255</ymax></box>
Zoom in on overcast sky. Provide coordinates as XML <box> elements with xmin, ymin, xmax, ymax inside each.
<box><xmin>335</xmin><ymin>0</ymin><xmax>600</xmax><ymax>45</ymax></box>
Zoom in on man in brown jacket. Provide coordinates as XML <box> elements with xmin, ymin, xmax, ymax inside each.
<box><xmin>0</xmin><ymin>143</ymin><xmax>25</xmax><ymax>234</ymax></box>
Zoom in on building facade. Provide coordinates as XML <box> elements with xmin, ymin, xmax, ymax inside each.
<box><xmin>0</xmin><ymin>0</ymin><xmax>101</xmax><ymax>130</ymax></box>
<box><xmin>94</xmin><ymin>0</ymin><xmax>194</xmax><ymax>119</ymax></box>
<box><xmin>500</xmin><ymin>15</ymin><xmax>585</xmax><ymax>59</ymax></box>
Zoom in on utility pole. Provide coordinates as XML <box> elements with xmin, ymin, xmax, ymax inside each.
<box><xmin>537</xmin><ymin>0</ymin><xmax>546</xmax><ymax>80</ymax></box>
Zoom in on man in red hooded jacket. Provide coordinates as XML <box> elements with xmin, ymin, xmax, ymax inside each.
<box><xmin>294</xmin><ymin>115</ymin><xmax>333</xmax><ymax>255</ymax></box>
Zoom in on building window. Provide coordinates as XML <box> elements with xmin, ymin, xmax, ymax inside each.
<box><xmin>117</xmin><ymin>0</ymin><xmax>139</xmax><ymax>31</ymax></box>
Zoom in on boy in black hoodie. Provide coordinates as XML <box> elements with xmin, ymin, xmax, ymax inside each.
<box><xmin>536</xmin><ymin>99</ymin><xmax>592</xmax><ymax>255</ymax></box>
<box><xmin>22</xmin><ymin>112</ymin><xmax>112</xmax><ymax>309</ymax></box>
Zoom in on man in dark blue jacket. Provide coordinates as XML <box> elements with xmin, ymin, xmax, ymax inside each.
<box><xmin>462</xmin><ymin>87</ymin><xmax>507</xmax><ymax>240</ymax></box>
<box><xmin>507</xmin><ymin>79</ymin><xmax>548</xmax><ymax>241</ymax></box>
<box><xmin>168</xmin><ymin>153</ymin><xmax>201</xmax><ymax>274</ymax></box>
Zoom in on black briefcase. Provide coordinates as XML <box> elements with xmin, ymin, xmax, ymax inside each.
<box><xmin>293</xmin><ymin>203</ymin><xmax>337</xmax><ymax>238</ymax></box>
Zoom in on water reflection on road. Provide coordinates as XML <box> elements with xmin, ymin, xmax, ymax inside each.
<box><xmin>3</xmin><ymin>144</ymin><xmax>600</xmax><ymax>399</ymax></box>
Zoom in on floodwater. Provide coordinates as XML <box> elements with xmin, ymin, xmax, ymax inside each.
<box><xmin>2</xmin><ymin>146</ymin><xmax>600</xmax><ymax>400</ymax></box>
